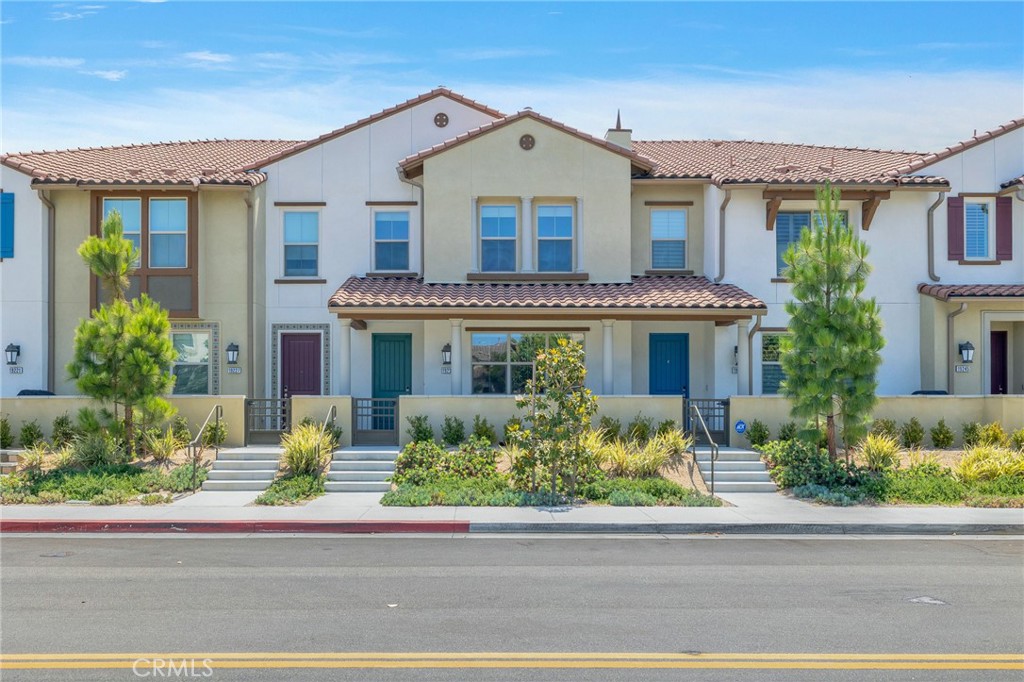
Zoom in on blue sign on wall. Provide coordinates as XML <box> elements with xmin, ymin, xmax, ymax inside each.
<box><xmin>735</xmin><ymin>420</ymin><xmax>747</xmax><ymax>434</ymax></box>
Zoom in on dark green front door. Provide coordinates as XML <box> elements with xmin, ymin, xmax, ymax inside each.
<box><xmin>372</xmin><ymin>334</ymin><xmax>412</xmax><ymax>399</ymax></box>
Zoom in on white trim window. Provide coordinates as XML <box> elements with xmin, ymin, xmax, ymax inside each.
<box><xmin>537</xmin><ymin>205</ymin><xmax>573</xmax><ymax>272</ymax></box>
<box><xmin>102</xmin><ymin>197</ymin><xmax>142</xmax><ymax>266</ymax></box>
<box><xmin>471</xmin><ymin>332</ymin><xmax>585</xmax><ymax>394</ymax></box>
<box><xmin>651</xmin><ymin>209</ymin><xmax>686</xmax><ymax>269</ymax></box>
<box><xmin>761</xmin><ymin>333</ymin><xmax>786</xmax><ymax>395</ymax></box>
<box><xmin>283</xmin><ymin>211</ymin><xmax>319</xmax><ymax>277</ymax></box>
<box><xmin>480</xmin><ymin>205</ymin><xmax>517</xmax><ymax>272</ymax></box>
<box><xmin>373</xmin><ymin>210</ymin><xmax>410</xmax><ymax>271</ymax></box>
<box><xmin>775</xmin><ymin>210</ymin><xmax>848</xmax><ymax>275</ymax></box>
<box><xmin>964</xmin><ymin>199</ymin><xmax>993</xmax><ymax>260</ymax></box>
<box><xmin>171</xmin><ymin>331</ymin><xmax>211</xmax><ymax>395</ymax></box>
<box><xmin>148</xmin><ymin>198</ymin><xmax>187</xmax><ymax>268</ymax></box>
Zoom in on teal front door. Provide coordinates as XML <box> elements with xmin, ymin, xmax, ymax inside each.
<box><xmin>649</xmin><ymin>333</ymin><xmax>689</xmax><ymax>396</ymax></box>
<box><xmin>372</xmin><ymin>334</ymin><xmax>412</xmax><ymax>400</ymax></box>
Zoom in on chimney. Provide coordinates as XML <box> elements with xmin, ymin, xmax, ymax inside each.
<box><xmin>604</xmin><ymin>109</ymin><xmax>632</xmax><ymax>149</ymax></box>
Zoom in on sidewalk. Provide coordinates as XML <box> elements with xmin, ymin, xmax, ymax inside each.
<box><xmin>2</xmin><ymin>490</ymin><xmax>1022</xmax><ymax>534</ymax></box>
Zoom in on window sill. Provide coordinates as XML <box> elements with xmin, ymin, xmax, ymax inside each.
<box><xmin>645</xmin><ymin>269</ymin><xmax>694</xmax><ymax>276</ymax></box>
<box><xmin>466</xmin><ymin>272</ymin><xmax>590</xmax><ymax>282</ymax></box>
<box><xmin>274</xmin><ymin>278</ymin><xmax>327</xmax><ymax>284</ymax></box>
<box><xmin>957</xmin><ymin>259</ymin><xmax>1002</xmax><ymax>266</ymax></box>
<box><xmin>770</xmin><ymin>277</ymin><xmax>790</xmax><ymax>284</ymax></box>
<box><xmin>365</xmin><ymin>271</ymin><xmax>418</xmax><ymax>278</ymax></box>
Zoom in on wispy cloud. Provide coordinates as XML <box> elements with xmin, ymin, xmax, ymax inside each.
<box><xmin>915</xmin><ymin>41</ymin><xmax>997</xmax><ymax>51</ymax></box>
<box><xmin>5</xmin><ymin>56</ymin><xmax>85</xmax><ymax>68</ymax></box>
<box><xmin>836</xmin><ymin>47</ymin><xmax>889</xmax><ymax>58</ymax></box>
<box><xmin>83</xmin><ymin>69</ymin><xmax>127</xmax><ymax>81</ymax></box>
<box><xmin>48</xmin><ymin>4</ymin><xmax>105</xmax><ymax>21</ymax></box>
<box><xmin>184</xmin><ymin>50</ymin><xmax>234</xmax><ymax>64</ymax></box>
<box><xmin>439</xmin><ymin>47</ymin><xmax>555</xmax><ymax>61</ymax></box>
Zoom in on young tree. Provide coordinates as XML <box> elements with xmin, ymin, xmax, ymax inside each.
<box><xmin>67</xmin><ymin>211</ymin><xmax>177</xmax><ymax>454</ymax></box>
<box><xmin>779</xmin><ymin>183</ymin><xmax>884</xmax><ymax>460</ymax></box>
<box><xmin>512</xmin><ymin>338</ymin><xmax>599</xmax><ymax>497</ymax></box>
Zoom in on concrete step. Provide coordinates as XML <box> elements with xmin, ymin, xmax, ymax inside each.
<box><xmin>329</xmin><ymin>460</ymin><xmax>394</xmax><ymax>472</ymax></box>
<box><xmin>216</xmin><ymin>459</ymin><xmax>283</xmax><ymax>471</ymax></box>
<box><xmin>326</xmin><ymin>470</ymin><xmax>393</xmax><ymax>482</ymax></box>
<box><xmin>333</xmin><ymin>447</ymin><xmax>400</xmax><ymax>462</ymax></box>
<box><xmin>711</xmin><ymin>481</ymin><xmax>778</xmax><ymax>493</ymax></box>
<box><xmin>695</xmin><ymin>451</ymin><xmax>762</xmax><ymax>462</ymax></box>
<box><xmin>206</xmin><ymin>470</ymin><xmax>278</xmax><ymax>481</ymax></box>
<box><xmin>697</xmin><ymin>460</ymin><xmax>766</xmax><ymax>472</ymax></box>
<box><xmin>324</xmin><ymin>481</ymin><xmax>391</xmax><ymax>493</ymax></box>
<box><xmin>700</xmin><ymin>470</ymin><xmax>773</xmax><ymax>483</ymax></box>
<box><xmin>217</xmin><ymin>449</ymin><xmax>282</xmax><ymax>461</ymax></box>
<box><xmin>202</xmin><ymin>480</ymin><xmax>275</xmax><ymax>491</ymax></box>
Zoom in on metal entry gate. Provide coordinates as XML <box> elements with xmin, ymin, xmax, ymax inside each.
<box><xmin>686</xmin><ymin>398</ymin><xmax>729</xmax><ymax>445</ymax></box>
<box><xmin>246</xmin><ymin>398</ymin><xmax>290</xmax><ymax>444</ymax></box>
<box><xmin>352</xmin><ymin>398</ymin><xmax>399</xmax><ymax>445</ymax></box>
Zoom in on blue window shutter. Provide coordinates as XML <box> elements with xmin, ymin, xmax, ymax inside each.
<box><xmin>775</xmin><ymin>213</ymin><xmax>793</xmax><ymax>274</ymax></box>
<box><xmin>0</xmin><ymin>193</ymin><xmax>13</xmax><ymax>259</ymax></box>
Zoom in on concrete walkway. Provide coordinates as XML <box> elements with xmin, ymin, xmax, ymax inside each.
<box><xmin>2</xmin><ymin>489</ymin><xmax>1022</xmax><ymax>534</ymax></box>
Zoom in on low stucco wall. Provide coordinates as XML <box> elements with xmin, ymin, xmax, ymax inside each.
<box><xmin>288</xmin><ymin>396</ymin><xmax>353</xmax><ymax>447</ymax></box>
<box><xmin>0</xmin><ymin>395</ymin><xmax>247</xmax><ymax>447</ymax></box>
<box><xmin>728</xmin><ymin>395</ymin><xmax>1024</xmax><ymax>448</ymax></box>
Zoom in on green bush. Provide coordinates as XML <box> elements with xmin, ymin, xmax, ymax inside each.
<box><xmin>655</xmin><ymin>419</ymin><xmax>678</xmax><ymax>436</ymax></box>
<box><xmin>978</xmin><ymin>422</ymin><xmax>1009</xmax><ymax>448</ymax></box>
<box><xmin>51</xmin><ymin>413</ymin><xmax>78</xmax><ymax>448</ymax></box>
<box><xmin>382</xmin><ymin>474</ymin><xmax>537</xmax><ymax>507</ymax></box>
<box><xmin>140</xmin><ymin>493</ymin><xmax>172</xmax><ymax>505</ymax></box>
<box><xmin>91</xmin><ymin>489</ymin><xmax>134</xmax><ymax>506</ymax></box>
<box><xmin>471</xmin><ymin>415</ymin><xmax>497</xmax><ymax>445</ymax></box>
<box><xmin>900</xmin><ymin>418</ymin><xmax>924</xmax><ymax>449</ymax></box>
<box><xmin>608</xmin><ymin>489</ymin><xmax>658</xmax><ymax>506</ymax></box>
<box><xmin>280</xmin><ymin>422</ymin><xmax>335</xmax><ymax>476</ymax></box>
<box><xmin>145</xmin><ymin>427</ymin><xmax>181</xmax><ymax>466</ymax></box>
<box><xmin>954</xmin><ymin>446</ymin><xmax>1024</xmax><ymax>482</ymax></box>
<box><xmin>503</xmin><ymin>417</ymin><xmax>522</xmax><ymax>444</ymax></box>
<box><xmin>201</xmin><ymin>419</ymin><xmax>227</xmax><ymax>448</ymax></box>
<box><xmin>36</xmin><ymin>489</ymin><xmax>67</xmax><ymax>504</ymax></box>
<box><xmin>962</xmin><ymin>421</ymin><xmax>982</xmax><ymax>447</ymax></box>
<box><xmin>167</xmin><ymin>462</ymin><xmax>208</xmax><ymax>492</ymax></box>
<box><xmin>441</xmin><ymin>416</ymin><xmax>466</xmax><ymax>446</ymax></box>
<box><xmin>747</xmin><ymin>419</ymin><xmax>771</xmax><ymax>448</ymax></box>
<box><xmin>255</xmin><ymin>474</ymin><xmax>325</xmax><ymax>505</ymax></box>
<box><xmin>579</xmin><ymin>477</ymin><xmax>721</xmax><ymax>506</ymax></box>
<box><xmin>1010</xmin><ymin>429</ymin><xmax>1024</xmax><ymax>452</ymax></box>
<box><xmin>406</xmin><ymin>415</ymin><xmax>435</xmax><ymax>443</ymax></box>
<box><xmin>777</xmin><ymin>421</ymin><xmax>798</xmax><ymax>441</ymax></box>
<box><xmin>597</xmin><ymin>416</ymin><xmax>622</xmax><ymax>442</ymax></box>
<box><xmin>930</xmin><ymin>418</ymin><xmax>955</xmax><ymax>449</ymax></box>
<box><xmin>18</xmin><ymin>444</ymin><xmax>47</xmax><ymax>473</ymax></box>
<box><xmin>760</xmin><ymin>439</ymin><xmax>851</xmax><ymax>489</ymax></box>
<box><xmin>792</xmin><ymin>483</ymin><xmax>859</xmax><ymax>506</ymax></box>
<box><xmin>72</xmin><ymin>432</ymin><xmax>123</xmax><ymax>468</ymax></box>
<box><xmin>861</xmin><ymin>433</ymin><xmax>900</xmax><ymax>472</ymax></box>
<box><xmin>871</xmin><ymin>418</ymin><xmax>899</xmax><ymax>439</ymax></box>
<box><xmin>0</xmin><ymin>414</ymin><xmax>13</xmax><ymax>449</ymax></box>
<box><xmin>879</xmin><ymin>465</ymin><xmax>965</xmax><ymax>505</ymax></box>
<box><xmin>626</xmin><ymin>414</ymin><xmax>654</xmax><ymax>444</ymax></box>
<box><xmin>390</xmin><ymin>437</ymin><xmax>497</xmax><ymax>487</ymax></box>
<box><xmin>19</xmin><ymin>420</ymin><xmax>44</xmax><ymax>449</ymax></box>
<box><xmin>171</xmin><ymin>416</ymin><xmax>192</xmax><ymax>444</ymax></box>
<box><xmin>297</xmin><ymin>416</ymin><xmax>345</xmax><ymax>445</ymax></box>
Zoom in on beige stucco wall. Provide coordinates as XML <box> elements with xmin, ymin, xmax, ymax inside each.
<box><xmin>728</xmin><ymin>395</ymin><xmax>1024</xmax><ymax>448</ymax></box>
<box><xmin>630</xmin><ymin>184</ymin><xmax>705</xmax><ymax>275</ymax></box>
<box><xmin>52</xmin><ymin>190</ymin><xmax>92</xmax><ymax>394</ymax></box>
<box><xmin>0</xmin><ymin>395</ymin><xmax>246</xmax><ymax>447</ymax></box>
<box><xmin>422</xmin><ymin>118</ymin><xmax>633</xmax><ymax>283</ymax></box>
<box><xmin>288</xmin><ymin>396</ymin><xmax>353</xmax><ymax>447</ymax></box>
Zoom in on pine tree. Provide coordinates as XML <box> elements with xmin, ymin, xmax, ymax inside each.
<box><xmin>67</xmin><ymin>211</ymin><xmax>177</xmax><ymax>454</ymax></box>
<box><xmin>779</xmin><ymin>183</ymin><xmax>884</xmax><ymax>460</ymax></box>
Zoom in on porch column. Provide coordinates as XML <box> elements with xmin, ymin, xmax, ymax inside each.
<box><xmin>737</xmin><ymin>319</ymin><xmax>750</xmax><ymax>395</ymax></box>
<box><xmin>602</xmin><ymin>319</ymin><xmax>615</xmax><ymax>395</ymax></box>
<box><xmin>521</xmin><ymin>196</ymin><xmax>534</xmax><ymax>272</ymax></box>
<box><xmin>337</xmin><ymin>319</ymin><xmax>352</xmax><ymax>395</ymax></box>
<box><xmin>576</xmin><ymin>196</ymin><xmax>584</xmax><ymax>272</ymax></box>
<box><xmin>450</xmin><ymin>318</ymin><xmax>464</xmax><ymax>395</ymax></box>
<box><xmin>470</xmin><ymin>196</ymin><xmax>479</xmax><ymax>272</ymax></box>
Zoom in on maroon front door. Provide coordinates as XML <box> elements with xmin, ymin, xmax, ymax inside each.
<box><xmin>281</xmin><ymin>333</ymin><xmax>321</xmax><ymax>398</ymax></box>
<box><xmin>990</xmin><ymin>331</ymin><xmax>1008</xmax><ymax>395</ymax></box>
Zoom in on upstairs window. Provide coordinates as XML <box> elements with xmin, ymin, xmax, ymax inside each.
<box><xmin>480</xmin><ymin>205</ymin><xmax>516</xmax><ymax>272</ymax></box>
<box><xmin>651</xmin><ymin>209</ymin><xmax>686</xmax><ymax>269</ymax></box>
<box><xmin>149</xmin><ymin>198</ymin><xmax>187</xmax><ymax>268</ymax></box>
<box><xmin>374</xmin><ymin>211</ymin><xmax>410</xmax><ymax>271</ymax></box>
<box><xmin>964</xmin><ymin>200</ymin><xmax>992</xmax><ymax>259</ymax></box>
<box><xmin>103</xmin><ymin>198</ymin><xmax>142</xmax><ymax>266</ymax></box>
<box><xmin>283</xmin><ymin>211</ymin><xmax>319</xmax><ymax>277</ymax></box>
<box><xmin>775</xmin><ymin>210</ymin><xmax>847</xmax><ymax>275</ymax></box>
<box><xmin>537</xmin><ymin>205</ymin><xmax>573</xmax><ymax>272</ymax></box>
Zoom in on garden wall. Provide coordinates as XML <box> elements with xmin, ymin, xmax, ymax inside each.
<box><xmin>728</xmin><ymin>395</ymin><xmax>1024</xmax><ymax>448</ymax></box>
<box><xmin>288</xmin><ymin>396</ymin><xmax>353</xmax><ymax>447</ymax></box>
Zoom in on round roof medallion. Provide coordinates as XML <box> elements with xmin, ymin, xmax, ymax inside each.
<box><xmin>519</xmin><ymin>134</ymin><xmax>535</xmax><ymax>150</ymax></box>
<box><xmin>433</xmin><ymin>112</ymin><xmax>449</xmax><ymax>128</ymax></box>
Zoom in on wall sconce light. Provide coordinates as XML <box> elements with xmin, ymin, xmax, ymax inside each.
<box><xmin>226</xmin><ymin>342</ymin><xmax>240</xmax><ymax>365</ymax></box>
<box><xmin>5</xmin><ymin>344</ymin><xmax>20</xmax><ymax>366</ymax></box>
<box><xmin>958</xmin><ymin>341</ymin><xmax>975</xmax><ymax>364</ymax></box>
<box><xmin>441</xmin><ymin>343</ymin><xmax>452</xmax><ymax>366</ymax></box>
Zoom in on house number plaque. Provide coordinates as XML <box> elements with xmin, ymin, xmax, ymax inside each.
<box><xmin>8</xmin><ymin>366</ymin><xmax>23</xmax><ymax>374</ymax></box>
<box><xmin>954</xmin><ymin>365</ymin><xmax>971</xmax><ymax>373</ymax></box>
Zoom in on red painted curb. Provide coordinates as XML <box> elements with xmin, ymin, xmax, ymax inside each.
<box><xmin>0</xmin><ymin>520</ymin><xmax>471</xmax><ymax>534</ymax></box>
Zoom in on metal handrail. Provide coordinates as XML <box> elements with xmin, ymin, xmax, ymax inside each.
<box><xmin>320</xmin><ymin>404</ymin><xmax>338</xmax><ymax>442</ymax></box>
<box><xmin>187</xmin><ymin>404</ymin><xmax>222</xmax><ymax>492</ymax></box>
<box><xmin>690</xmin><ymin>403</ymin><xmax>719</xmax><ymax>495</ymax></box>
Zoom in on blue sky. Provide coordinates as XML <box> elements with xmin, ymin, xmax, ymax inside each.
<box><xmin>2</xmin><ymin>1</ymin><xmax>1022</xmax><ymax>153</ymax></box>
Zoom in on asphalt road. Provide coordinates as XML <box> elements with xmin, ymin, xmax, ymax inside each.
<box><xmin>1</xmin><ymin>535</ymin><xmax>1022</xmax><ymax>681</ymax></box>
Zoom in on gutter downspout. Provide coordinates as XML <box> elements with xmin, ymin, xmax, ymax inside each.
<box><xmin>36</xmin><ymin>189</ymin><xmax>56</xmax><ymax>393</ymax></box>
<box><xmin>713</xmin><ymin>189</ymin><xmax>732</xmax><ymax>283</ymax></box>
<box><xmin>946</xmin><ymin>301</ymin><xmax>967</xmax><ymax>394</ymax></box>
<box><xmin>397</xmin><ymin>170</ymin><xmax>425</xmax><ymax>276</ymax></box>
<box><xmin>746</xmin><ymin>315</ymin><xmax>762</xmax><ymax>395</ymax></box>
<box><xmin>243</xmin><ymin>193</ymin><xmax>255</xmax><ymax>399</ymax></box>
<box><xmin>926</xmin><ymin>190</ymin><xmax>946</xmax><ymax>282</ymax></box>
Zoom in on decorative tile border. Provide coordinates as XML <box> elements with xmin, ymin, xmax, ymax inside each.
<box><xmin>270</xmin><ymin>323</ymin><xmax>331</xmax><ymax>398</ymax></box>
<box><xmin>170</xmin><ymin>321</ymin><xmax>221</xmax><ymax>395</ymax></box>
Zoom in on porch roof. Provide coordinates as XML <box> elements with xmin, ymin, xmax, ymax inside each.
<box><xmin>918</xmin><ymin>283</ymin><xmax>1024</xmax><ymax>301</ymax></box>
<box><xmin>328</xmin><ymin>275</ymin><xmax>766</xmax><ymax>320</ymax></box>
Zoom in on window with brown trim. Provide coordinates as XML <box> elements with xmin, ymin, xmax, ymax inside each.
<box><xmin>90</xmin><ymin>191</ymin><xmax>199</xmax><ymax>317</ymax></box>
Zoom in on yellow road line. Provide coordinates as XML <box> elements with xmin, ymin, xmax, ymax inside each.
<box><xmin>3</xmin><ymin>652</ymin><xmax>1022</xmax><ymax>661</ymax></box>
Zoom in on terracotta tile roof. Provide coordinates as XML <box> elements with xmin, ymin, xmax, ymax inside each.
<box><xmin>1002</xmin><ymin>175</ymin><xmax>1023</xmax><ymax>189</ymax></box>
<box><xmin>918</xmin><ymin>283</ymin><xmax>1024</xmax><ymax>300</ymax></box>
<box><xmin>328</xmin><ymin>275</ymin><xmax>765</xmax><ymax>312</ymax></box>
<box><xmin>399</xmin><ymin>110</ymin><xmax>655</xmax><ymax>176</ymax></box>
<box><xmin>632</xmin><ymin>139</ymin><xmax>946</xmax><ymax>186</ymax></box>
<box><xmin>1</xmin><ymin>139</ymin><xmax>299</xmax><ymax>187</ymax></box>
<box><xmin>241</xmin><ymin>88</ymin><xmax>504</xmax><ymax>171</ymax></box>
<box><xmin>888</xmin><ymin>118</ymin><xmax>1024</xmax><ymax>176</ymax></box>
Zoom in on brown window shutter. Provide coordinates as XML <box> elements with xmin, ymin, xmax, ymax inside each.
<box><xmin>946</xmin><ymin>197</ymin><xmax>964</xmax><ymax>260</ymax></box>
<box><xmin>995</xmin><ymin>196</ymin><xmax>1012</xmax><ymax>261</ymax></box>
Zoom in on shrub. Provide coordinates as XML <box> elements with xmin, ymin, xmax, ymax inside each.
<box><xmin>871</xmin><ymin>418</ymin><xmax>899</xmax><ymax>439</ymax></box>
<box><xmin>861</xmin><ymin>433</ymin><xmax>900</xmax><ymax>472</ymax></box>
<box><xmin>760</xmin><ymin>439</ymin><xmax>850</xmax><ymax>489</ymax></box>
<box><xmin>255</xmin><ymin>474</ymin><xmax>324</xmax><ymax>505</ymax></box>
<box><xmin>899</xmin><ymin>418</ymin><xmax>924</xmax><ymax>449</ymax></box>
<box><xmin>656</xmin><ymin>419</ymin><xmax>678</xmax><ymax>436</ymax></box>
<box><xmin>579</xmin><ymin>477</ymin><xmax>720</xmax><ymax>507</ymax></box>
<box><xmin>51</xmin><ymin>413</ymin><xmax>77</xmax><ymax>448</ymax></box>
<box><xmin>145</xmin><ymin>428</ymin><xmax>181</xmax><ymax>466</ymax></box>
<box><xmin>406</xmin><ymin>415</ymin><xmax>435</xmax><ymax>443</ymax></box>
<box><xmin>472</xmin><ymin>415</ymin><xmax>497</xmax><ymax>445</ymax></box>
<box><xmin>19</xmin><ymin>420</ymin><xmax>44</xmax><ymax>449</ymax></box>
<box><xmin>651</xmin><ymin>429</ymin><xmax>693</xmax><ymax>458</ymax></box>
<box><xmin>954</xmin><ymin>446</ymin><xmax>1024</xmax><ymax>483</ymax></box>
<box><xmin>632</xmin><ymin>439</ymin><xmax>669</xmax><ymax>478</ymax></box>
<box><xmin>279</xmin><ymin>422</ymin><xmax>335</xmax><ymax>476</ymax></box>
<box><xmin>18</xmin><ymin>443</ymin><xmax>48</xmax><ymax>473</ymax></box>
<box><xmin>608</xmin><ymin>489</ymin><xmax>658</xmax><ymax>506</ymax></box>
<box><xmin>1010</xmin><ymin>429</ymin><xmax>1024</xmax><ymax>452</ymax></box>
<box><xmin>962</xmin><ymin>421</ymin><xmax>982</xmax><ymax>447</ymax></box>
<box><xmin>167</xmin><ymin>462</ymin><xmax>208</xmax><ymax>492</ymax></box>
<box><xmin>392</xmin><ymin>440</ymin><xmax>447</xmax><ymax>487</ymax></box>
<box><xmin>0</xmin><ymin>415</ymin><xmax>13</xmax><ymax>448</ymax></box>
<box><xmin>441</xmin><ymin>416</ymin><xmax>466</xmax><ymax>446</ymax></box>
<box><xmin>930</xmin><ymin>418</ymin><xmax>955</xmax><ymax>449</ymax></box>
<box><xmin>72</xmin><ymin>432</ymin><xmax>122</xmax><ymax>468</ymax></box>
<box><xmin>140</xmin><ymin>493</ymin><xmax>172</xmax><ymax>505</ymax></box>
<box><xmin>881</xmin><ymin>465</ymin><xmax>965</xmax><ymax>505</ymax></box>
<box><xmin>171</xmin><ymin>416</ymin><xmax>192</xmax><ymax>444</ymax></box>
<box><xmin>792</xmin><ymin>483</ymin><xmax>859</xmax><ymax>506</ymax></box>
<box><xmin>36</xmin><ymin>490</ymin><xmax>67</xmax><ymax>504</ymax></box>
<box><xmin>90</xmin><ymin>489</ymin><xmax>134</xmax><ymax>506</ymax></box>
<box><xmin>201</xmin><ymin>419</ymin><xmax>227</xmax><ymax>448</ymax></box>
<box><xmin>777</xmin><ymin>421</ymin><xmax>798</xmax><ymax>441</ymax></box>
<box><xmin>597</xmin><ymin>416</ymin><xmax>622</xmax><ymax>442</ymax></box>
<box><xmin>626</xmin><ymin>414</ymin><xmax>654</xmax><ymax>444</ymax></box>
<box><xmin>391</xmin><ymin>437</ymin><xmax>497</xmax><ymax>487</ymax></box>
<box><xmin>747</xmin><ymin>419</ymin><xmax>771</xmax><ymax>448</ymax></box>
<box><xmin>978</xmin><ymin>422</ymin><xmax>1009</xmax><ymax>448</ymax></box>
<box><xmin>382</xmin><ymin>474</ymin><xmax>526</xmax><ymax>507</ymax></box>
<box><xmin>51</xmin><ymin>445</ymin><xmax>75</xmax><ymax>470</ymax></box>
<box><xmin>297</xmin><ymin>416</ymin><xmax>344</xmax><ymax>444</ymax></box>
<box><xmin>503</xmin><ymin>417</ymin><xmax>522</xmax><ymax>444</ymax></box>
